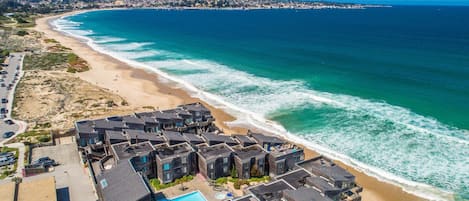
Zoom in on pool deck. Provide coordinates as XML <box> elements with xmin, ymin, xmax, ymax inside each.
<box><xmin>158</xmin><ymin>174</ymin><xmax>224</xmax><ymax>201</ymax></box>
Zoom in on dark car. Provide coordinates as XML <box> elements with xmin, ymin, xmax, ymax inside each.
<box><xmin>2</xmin><ymin>131</ymin><xmax>14</xmax><ymax>138</ymax></box>
<box><xmin>0</xmin><ymin>152</ymin><xmax>14</xmax><ymax>158</ymax></box>
<box><xmin>1</xmin><ymin>98</ymin><xmax>7</xmax><ymax>103</ymax></box>
<box><xmin>33</xmin><ymin>157</ymin><xmax>57</xmax><ymax>167</ymax></box>
<box><xmin>0</xmin><ymin>83</ymin><xmax>5</xmax><ymax>87</ymax></box>
<box><xmin>0</xmin><ymin>108</ymin><xmax>7</xmax><ymax>114</ymax></box>
<box><xmin>4</xmin><ymin>119</ymin><xmax>14</xmax><ymax>125</ymax></box>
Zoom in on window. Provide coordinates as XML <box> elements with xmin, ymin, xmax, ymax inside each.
<box><xmin>182</xmin><ymin>167</ymin><xmax>187</xmax><ymax>173</ymax></box>
<box><xmin>223</xmin><ymin>157</ymin><xmax>228</xmax><ymax>164</ymax></box>
<box><xmin>163</xmin><ymin>163</ymin><xmax>171</xmax><ymax>171</ymax></box>
<box><xmin>141</xmin><ymin>156</ymin><xmax>147</xmax><ymax>163</ymax></box>
<box><xmin>209</xmin><ymin>163</ymin><xmax>214</xmax><ymax>169</ymax></box>
<box><xmin>165</xmin><ymin>173</ymin><xmax>171</xmax><ymax>181</ymax></box>
<box><xmin>223</xmin><ymin>166</ymin><xmax>228</xmax><ymax>173</ymax></box>
<box><xmin>181</xmin><ymin>156</ymin><xmax>187</xmax><ymax>164</ymax></box>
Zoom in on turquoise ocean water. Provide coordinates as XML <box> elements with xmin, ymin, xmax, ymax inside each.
<box><xmin>53</xmin><ymin>7</ymin><xmax>469</xmax><ymax>200</ymax></box>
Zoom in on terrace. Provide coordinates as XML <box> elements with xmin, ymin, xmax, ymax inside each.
<box><xmin>110</xmin><ymin>141</ymin><xmax>154</xmax><ymax>161</ymax></box>
<box><xmin>245</xmin><ymin>179</ymin><xmax>295</xmax><ymax>201</ymax></box>
<box><xmin>296</xmin><ymin>156</ymin><xmax>355</xmax><ymax>190</ymax></box>
<box><xmin>202</xmin><ymin>132</ymin><xmax>238</xmax><ymax>146</ymax></box>
<box><xmin>154</xmin><ymin>143</ymin><xmax>194</xmax><ymax>160</ymax></box>
<box><xmin>163</xmin><ymin>131</ymin><xmax>187</xmax><ymax>145</ymax></box>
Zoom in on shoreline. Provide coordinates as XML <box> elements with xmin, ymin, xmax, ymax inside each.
<box><xmin>35</xmin><ymin>11</ymin><xmax>428</xmax><ymax>201</ymax></box>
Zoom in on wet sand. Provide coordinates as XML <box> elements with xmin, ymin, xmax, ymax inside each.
<box><xmin>35</xmin><ymin>11</ymin><xmax>426</xmax><ymax>201</ymax></box>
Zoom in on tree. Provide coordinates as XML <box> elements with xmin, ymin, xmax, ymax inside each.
<box><xmin>230</xmin><ymin>166</ymin><xmax>237</xmax><ymax>178</ymax></box>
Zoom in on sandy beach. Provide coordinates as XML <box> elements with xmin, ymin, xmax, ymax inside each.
<box><xmin>35</xmin><ymin>11</ymin><xmax>426</xmax><ymax>201</ymax></box>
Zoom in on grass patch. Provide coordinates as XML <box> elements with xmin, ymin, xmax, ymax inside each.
<box><xmin>15</xmin><ymin>130</ymin><xmax>51</xmax><ymax>143</ymax></box>
<box><xmin>24</xmin><ymin>53</ymin><xmax>69</xmax><ymax>71</ymax></box>
<box><xmin>149</xmin><ymin>175</ymin><xmax>194</xmax><ymax>190</ymax></box>
<box><xmin>44</xmin><ymin>38</ymin><xmax>59</xmax><ymax>43</ymax></box>
<box><xmin>16</xmin><ymin>30</ymin><xmax>28</xmax><ymax>36</ymax></box>
<box><xmin>66</xmin><ymin>53</ymin><xmax>89</xmax><ymax>73</ymax></box>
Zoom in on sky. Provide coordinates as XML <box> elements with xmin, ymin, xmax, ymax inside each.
<box><xmin>317</xmin><ymin>0</ymin><xmax>469</xmax><ymax>6</ymax></box>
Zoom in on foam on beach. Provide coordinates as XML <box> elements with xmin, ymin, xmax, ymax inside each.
<box><xmin>52</xmin><ymin>13</ymin><xmax>468</xmax><ymax>201</ymax></box>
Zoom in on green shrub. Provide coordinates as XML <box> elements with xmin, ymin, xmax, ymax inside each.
<box><xmin>37</xmin><ymin>135</ymin><xmax>51</xmax><ymax>143</ymax></box>
<box><xmin>149</xmin><ymin>175</ymin><xmax>194</xmax><ymax>191</ymax></box>
<box><xmin>16</xmin><ymin>30</ymin><xmax>28</xmax><ymax>36</ymax></box>
<box><xmin>216</xmin><ymin>177</ymin><xmax>228</xmax><ymax>185</ymax></box>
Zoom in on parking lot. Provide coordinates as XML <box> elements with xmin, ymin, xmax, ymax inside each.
<box><xmin>29</xmin><ymin>144</ymin><xmax>97</xmax><ymax>201</ymax></box>
<box><xmin>0</xmin><ymin>52</ymin><xmax>24</xmax><ymax>143</ymax></box>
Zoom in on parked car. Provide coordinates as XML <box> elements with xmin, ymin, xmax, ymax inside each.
<box><xmin>0</xmin><ymin>152</ymin><xmax>14</xmax><ymax>158</ymax></box>
<box><xmin>0</xmin><ymin>71</ymin><xmax>7</xmax><ymax>74</ymax></box>
<box><xmin>33</xmin><ymin>157</ymin><xmax>57</xmax><ymax>167</ymax></box>
<box><xmin>3</xmin><ymin>131</ymin><xmax>14</xmax><ymax>138</ymax></box>
<box><xmin>1</xmin><ymin>98</ymin><xmax>7</xmax><ymax>103</ymax></box>
<box><xmin>4</xmin><ymin>119</ymin><xmax>14</xmax><ymax>125</ymax></box>
<box><xmin>0</xmin><ymin>108</ymin><xmax>7</xmax><ymax>114</ymax></box>
<box><xmin>0</xmin><ymin>157</ymin><xmax>15</xmax><ymax>167</ymax></box>
<box><xmin>0</xmin><ymin>83</ymin><xmax>5</xmax><ymax>87</ymax></box>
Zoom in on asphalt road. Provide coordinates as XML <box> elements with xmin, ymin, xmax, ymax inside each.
<box><xmin>0</xmin><ymin>53</ymin><xmax>27</xmax><ymax>144</ymax></box>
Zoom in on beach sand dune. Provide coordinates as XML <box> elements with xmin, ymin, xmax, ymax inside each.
<box><xmin>34</xmin><ymin>12</ymin><xmax>426</xmax><ymax>201</ymax></box>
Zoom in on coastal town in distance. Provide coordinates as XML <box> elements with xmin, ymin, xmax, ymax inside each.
<box><xmin>0</xmin><ymin>0</ymin><xmax>467</xmax><ymax>201</ymax></box>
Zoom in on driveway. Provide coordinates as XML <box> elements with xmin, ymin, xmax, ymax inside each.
<box><xmin>29</xmin><ymin>143</ymin><xmax>97</xmax><ymax>201</ymax></box>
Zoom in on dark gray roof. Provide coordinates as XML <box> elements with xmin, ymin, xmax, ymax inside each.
<box><xmin>247</xmin><ymin>180</ymin><xmax>295</xmax><ymax>201</ymax></box>
<box><xmin>76</xmin><ymin>120</ymin><xmax>96</xmax><ymax>134</ymax></box>
<box><xmin>124</xmin><ymin>129</ymin><xmax>164</xmax><ymax>143</ymax></box>
<box><xmin>154</xmin><ymin>111</ymin><xmax>181</xmax><ymax>120</ymax></box>
<box><xmin>164</xmin><ymin>108</ymin><xmax>192</xmax><ymax>117</ymax></box>
<box><xmin>111</xmin><ymin>141</ymin><xmax>154</xmax><ymax>161</ymax></box>
<box><xmin>270</xmin><ymin>146</ymin><xmax>303</xmax><ymax>157</ymax></box>
<box><xmin>162</xmin><ymin>131</ymin><xmax>186</xmax><ymax>142</ymax></box>
<box><xmin>275</xmin><ymin>169</ymin><xmax>311</xmax><ymax>189</ymax></box>
<box><xmin>283</xmin><ymin>187</ymin><xmax>334</xmax><ymax>201</ymax></box>
<box><xmin>122</xmin><ymin>115</ymin><xmax>145</xmax><ymax>125</ymax></box>
<box><xmin>105</xmin><ymin>130</ymin><xmax>127</xmax><ymax>141</ymax></box>
<box><xmin>180</xmin><ymin>102</ymin><xmax>210</xmax><ymax>112</ymax></box>
<box><xmin>182</xmin><ymin>133</ymin><xmax>204</xmax><ymax>144</ymax></box>
<box><xmin>154</xmin><ymin>143</ymin><xmax>193</xmax><ymax>160</ymax></box>
<box><xmin>233</xmin><ymin>135</ymin><xmax>256</xmax><ymax>145</ymax></box>
<box><xmin>249</xmin><ymin>133</ymin><xmax>285</xmax><ymax>145</ymax></box>
<box><xmin>297</xmin><ymin>156</ymin><xmax>355</xmax><ymax>183</ymax></box>
<box><xmin>198</xmin><ymin>143</ymin><xmax>233</xmax><ymax>160</ymax></box>
<box><xmin>305</xmin><ymin>176</ymin><xmax>340</xmax><ymax>193</ymax></box>
<box><xmin>202</xmin><ymin>133</ymin><xmax>238</xmax><ymax>145</ymax></box>
<box><xmin>233</xmin><ymin>145</ymin><xmax>267</xmax><ymax>161</ymax></box>
<box><xmin>140</xmin><ymin>116</ymin><xmax>158</xmax><ymax>124</ymax></box>
<box><xmin>232</xmin><ymin>194</ymin><xmax>260</xmax><ymax>201</ymax></box>
<box><xmin>94</xmin><ymin>119</ymin><xmax>127</xmax><ymax>130</ymax></box>
<box><xmin>96</xmin><ymin>160</ymin><xmax>151</xmax><ymax>201</ymax></box>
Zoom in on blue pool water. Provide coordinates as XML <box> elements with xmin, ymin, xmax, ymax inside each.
<box><xmin>159</xmin><ymin>191</ymin><xmax>207</xmax><ymax>201</ymax></box>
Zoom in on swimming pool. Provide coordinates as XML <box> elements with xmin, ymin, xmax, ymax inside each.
<box><xmin>158</xmin><ymin>191</ymin><xmax>207</xmax><ymax>201</ymax></box>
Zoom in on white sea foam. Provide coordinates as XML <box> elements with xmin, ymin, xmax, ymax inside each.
<box><xmin>52</xmin><ymin>14</ymin><xmax>468</xmax><ymax>201</ymax></box>
<box><xmin>93</xmin><ymin>36</ymin><xmax>126</xmax><ymax>43</ymax></box>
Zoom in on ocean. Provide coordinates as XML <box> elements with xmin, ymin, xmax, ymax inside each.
<box><xmin>53</xmin><ymin>7</ymin><xmax>469</xmax><ymax>200</ymax></box>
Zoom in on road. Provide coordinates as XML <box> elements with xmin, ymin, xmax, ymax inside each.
<box><xmin>0</xmin><ymin>52</ymin><xmax>28</xmax><ymax>145</ymax></box>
